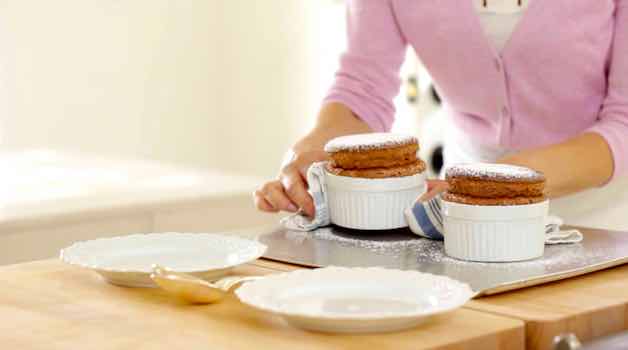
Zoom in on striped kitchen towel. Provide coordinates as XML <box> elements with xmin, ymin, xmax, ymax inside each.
<box><xmin>280</xmin><ymin>162</ymin><xmax>330</xmax><ymax>231</ymax></box>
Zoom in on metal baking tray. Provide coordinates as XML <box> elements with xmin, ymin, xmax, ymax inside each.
<box><xmin>257</xmin><ymin>225</ymin><xmax>628</xmax><ymax>296</ymax></box>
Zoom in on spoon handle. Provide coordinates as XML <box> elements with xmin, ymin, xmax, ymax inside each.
<box><xmin>214</xmin><ymin>275</ymin><xmax>264</xmax><ymax>291</ymax></box>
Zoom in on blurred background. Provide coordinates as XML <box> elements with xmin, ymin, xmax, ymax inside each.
<box><xmin>0</xmin><ymin>0</ymin><xmax>441</xmax><ymax>178</ymax></box>
<box><xmin>2</xmin><ymin>1</ymin><xmax>626</xmax><ymax>265</ymax></box>
<box><xmin>0</xmin><ymin>0</ymin><xmax>442</xmax><ymax>264</ymax></box>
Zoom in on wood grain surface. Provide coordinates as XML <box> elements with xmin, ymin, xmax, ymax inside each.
<box><xmin>468</xmin><ymin>264</ymin><xmax>628</xmax><ymax>350</ymax></box>
<box><xmin>0</xmin><ymin>260</ymin><xmax>524</xmax><ymax>350</ymax></box>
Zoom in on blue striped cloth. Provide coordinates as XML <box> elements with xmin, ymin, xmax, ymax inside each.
<box><xmin>404</xmin><ymin>195</ymin><xmax>445</xmax><ymax>240</ymax></box>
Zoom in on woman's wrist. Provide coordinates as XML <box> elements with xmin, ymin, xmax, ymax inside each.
<box><xmin>292</xmin><ymin>131</ymin><xmax>331</xmax><ymax>155</ymax></box>
<box><xmin>293</xmin><ymin>102</ymin><xmax>373</xmax><ymax>155</ymax></box>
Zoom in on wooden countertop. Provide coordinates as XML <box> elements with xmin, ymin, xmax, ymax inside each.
<box><xmin>0</xmin><ymin>260</ymin><xmax>524</xmax><ymax>350</ymax></box>
<box><xmin>6</xmin><ymin>256</ymin><xmax>628</xmax><ymax>349</ymax></box>
<box><xmin>467</xmin><ymin>264</ymin><xmax>628</xmax><ymax>350</ymax></box>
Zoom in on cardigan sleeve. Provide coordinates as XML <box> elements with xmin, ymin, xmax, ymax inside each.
<box><xmin>587</xmin><ymin>0</ymin><xmax>628</xmax><ymax>179</ymax></box>
<box><xmin>322</xmin><ymin>0</ymin><xmax>407</xmax><ymax>132</ymax></box>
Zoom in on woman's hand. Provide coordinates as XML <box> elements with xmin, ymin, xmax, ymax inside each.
<box><xmin>253</xmin><ymin>149</ymin><xmax>327</xmax><ymax>217</ymax></box>
<box><xmin>253</xmin><ymin>102</ymin><xmax>373</xmax><ymax>217</ymax></box>
<box><xmin>418</xmin><ymin>179</ymin><xmax>449</xmax><ymax>202</ymax></box>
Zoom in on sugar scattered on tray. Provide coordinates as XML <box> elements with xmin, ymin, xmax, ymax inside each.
<box><xmin>285</xmin><ymin>228</ymin><xmax>601</xmax><ymax>270</ymax></box>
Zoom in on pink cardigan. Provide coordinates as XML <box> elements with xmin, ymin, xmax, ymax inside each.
<box><xmin>323</xmin><ymin>0</ymin><xmax>628</xmax><ymax>179</ymax></box>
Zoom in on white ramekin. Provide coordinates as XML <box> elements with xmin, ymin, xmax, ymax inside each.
<box><xmin>325</xmin><ymin>171</ymin><xmax>427</xmax><ymax>230</ymax></box>
<box><xmin>442</xmin><ymin>200</ymin><xmax>549</xmax><ymax>262</ymax></box>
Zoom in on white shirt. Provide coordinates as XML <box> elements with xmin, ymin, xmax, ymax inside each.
<box><xmin>472</xmin><ymin>0</ymin><xmax>530</xmax><ymax>51</ymax></box>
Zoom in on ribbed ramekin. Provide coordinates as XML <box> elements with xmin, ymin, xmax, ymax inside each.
<box><xmin>325</xmin><ymin>171</ymin><xmax>427</xmax><ymax>230</ymax></box>
<box><xmin>442</xmin><ymin>200</ymin><xmax>549</xmax><ymax>262</ymax></box>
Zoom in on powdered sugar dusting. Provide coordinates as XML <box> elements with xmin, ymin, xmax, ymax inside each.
<box><xmin>286</xmin><ymin>228</ymin><xmax>441</xmax><ymax>260</ymax></box>
<box><xmin>324</xmin><ymin>133</ymin><xmax>418</xmax><ymax>153</ymax></box>
<box><xmin>446</xmin><ymin>163</ymin><xmax>544</xmax><ymax>182</ymax></box>
<box><xmin>285</xmin><ymin>228</ymin><xmax>594</xmax><ymax>270</ymax></box>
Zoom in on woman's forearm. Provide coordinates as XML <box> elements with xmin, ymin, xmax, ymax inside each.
<box><xmin>498</xmin><ymin>132</ymin><xmax>614</xmax><ymax>198</ymax></box>
<box><xmin>293</xmin><ymin>102</ymin><xmax>373</xmax><ymax>153</ymax></box>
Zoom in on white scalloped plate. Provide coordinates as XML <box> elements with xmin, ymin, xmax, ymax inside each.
<box><xmin>60</xmin><ymin>233</ymin><xmax>267</xmax><ymax>287</ymax></box>
<box><xmin>236</xmin><ymin>267</ymin><xmax>474</xmax><ymax>333</ymax></box>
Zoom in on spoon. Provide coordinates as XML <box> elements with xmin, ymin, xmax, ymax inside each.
<box><xmin>150</xmin><ymin>264</ymin><xmax>262</xmax><ymax>304</ymax></box>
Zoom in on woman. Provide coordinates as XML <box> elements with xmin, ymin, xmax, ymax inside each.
<box><xmin>254</xmin><ymin>0</ymin><xmax>628</xmax><ymax>228</ymax></box>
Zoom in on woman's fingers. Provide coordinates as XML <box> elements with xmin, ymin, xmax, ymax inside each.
<box><xmin>260</xmin><ymin>181</ymin><xmax>298</xmax><ymax>213</ymax></box>
<box><xmin>281</xmin><ymin>167</ymin><xmax>315</xmax><ymax>217</ymax></box>
<box><xmin>417</xmin><ymin>179</ymin><xmax>449</xmax><ymax>202</ymax></box>
<box><xmin>254</xmin><ymin>149</ymin><xmax>327</xmax><ymax>215</ymax></box>
<box><xmin>253</xmin><ymin>190</ymin><xmax>277</xmax><ymax>212</ymax></box>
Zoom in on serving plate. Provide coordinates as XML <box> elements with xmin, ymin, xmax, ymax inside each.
<box><xmin>60</xmin><ymin>233</ymin><xmax>267</xmax><ymax>287</ymax></box>
<box><xmin>236</xmin><ymin>266</ymin><xmax>473</xmax><ymax>333</ymax></box>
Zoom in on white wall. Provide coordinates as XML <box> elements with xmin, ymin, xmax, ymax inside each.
<box><xmin>0</xmin><ymin>1</ymin><xmax>343</xmax><ymax>178</ymax></box>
